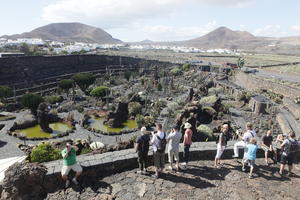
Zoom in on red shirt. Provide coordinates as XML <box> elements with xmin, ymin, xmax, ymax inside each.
<box><xmin>184</xmin><ymin>129</ymin><xmax>193</xmax><ymax>145</ymax></box>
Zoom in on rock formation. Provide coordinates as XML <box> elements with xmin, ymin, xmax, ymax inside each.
<box><xmin>104</xmin><ymin>102</ymin><xmax>129</xmax><ymax>128</ymax></box>
<box><xmin>37</xmin><ymin>103</ymin><xmax>53</xmax><ymax>133</ymax></box>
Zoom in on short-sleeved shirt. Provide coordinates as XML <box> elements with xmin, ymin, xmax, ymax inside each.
<box><xmin>167</xmin><ymin>131</ymin><xmax>182</xmax><ymax>151</ymax></box>
<box><xmin>246</xmin><ymin>144</ymin><xmax>258</xmax><ymax>160</ymax></box>
<box><xmin>282</xmin><ymin>139</ymin><xmax>300</xmax><ymax>156</ymax></box>
<box><xmin>61</xmin><ymin>148</ymin><xmax>76</xmax><ymax>166</ymax></box>
<box><xmin>243</xmin><ymin>130</ymin><xmax>256</xmax><ymax>144</ymax></box>
<box><xmin>184</xmin><ymin>129</ymin><xmax>193</xmax><ymax>145</ymax></box>
<box><xmin>217</xmin><ymin>132</ymin><xmax>228</xmax><ymax>146</ymax></box>
<box><xmin>262</xmin><ymin>135</ymin><xmax>273</xmax><ymax>147</ymax></box>
<box><xmin>136</xmin><ymin>134</ymin><xmax>150</xmax><ymax>152</ymax></box>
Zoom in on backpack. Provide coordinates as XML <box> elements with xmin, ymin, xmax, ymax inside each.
<box><xmin>157</xmin><ymin>132</ymin><xmax>166</xmax><ymax>152</ymax></box>
<box><xmin>284</xmin><ymin>139</ymin><xmax>299</xmax><ymax>156</ymax></box>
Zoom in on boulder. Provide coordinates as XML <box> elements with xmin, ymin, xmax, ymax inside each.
<box><xmin>104</xmin><ymin>102</ymin><xmax>128</xmax><ymax>128</ymax></box>
<box><xmin>11</xmin><ymin>114</ymin><xmax>37</xmax><ymax>130</ymax></box>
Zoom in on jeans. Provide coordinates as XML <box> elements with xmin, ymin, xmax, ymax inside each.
<box><xmin>184</xmin><ymin>144</ymin><xmax>190</xmax><ymax>164</ymax></box>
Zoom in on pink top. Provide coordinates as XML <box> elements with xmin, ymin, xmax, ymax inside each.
<box><xmin>184</xmin><ymin>129</ymin><xmax>193</xmax><ymax>145</ymax></box>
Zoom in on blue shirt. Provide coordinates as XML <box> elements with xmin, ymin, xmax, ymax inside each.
<box><xmin>246</xmin><ymin>144</ymin><xmax>258</xmax><ymax>160</ymax></box>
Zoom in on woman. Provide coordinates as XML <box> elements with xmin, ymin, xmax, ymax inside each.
<box><xmin>214</xmin><ymin>124</ymin><xmax>229</xmax><ymax>167</ymax></box>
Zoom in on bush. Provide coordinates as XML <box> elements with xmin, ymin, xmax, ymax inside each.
<box><xmin>0</xmin><ymin>85</ymin><xmax>12</xmax><ymax>100</ymax></box>
<box><xmin>135</xmin><ymin>114</ymin><xmax>145</xmax><ymax>128</ymax></box>
<box><xmin>197</xmin><ymin>125</ymin><xmax>215</xmax><ymax>141</ymax></box>
<box><xmin>90</xmin><ymin>86</ymin><xmax>109</xmax><ymax>99</ymax></box>
<box><xmin>58</xmin><ymin>79</ymin><xmax>74</xmax><ymax>92</ymax></box>
<box><xmin>182</xmin><ymin>64</ymin><xmax>190</xmax><ymax>71</ymax></box>
<box><xmin>157</xmin><ymin>83</ymin><xmax>162</xmax><ymax>91</ymax></box>
<box><xmin>170</xmin><ymin>67</ymin><xmax>183</xmax><ymax>76</ymax></box>
<box><xmin>124</xmin><ymin>71</ymin><xmax>132</xmax><ymax>81</ymax></box>
<box><xmin>199</xmin><ymin>95</ymin><xmax>217</xmax><ymax>106</ymax></box>
<box><xmin>45</xmin><ymin>96</ymin><xmax>63</xmax><ymax>104</ymax></box>
<box><xmin>21</xmin><ymin>93</ymin><xmax>44</xmax><ymax>113</ymax></box>
<box><xmin>208</xmin><ymin>87</ymin><xmax>222</xmax><ymax>95</ymax></box>
<box><xmin>31</xmin><ymin>142</ymin><xmax>61</xmax><ymax>163</ymax></box>
<box><xmin>72</xmin><ymin>73</ymin><xmax>95</xmax><ymax>92</ymax></box>
<box><xmin>128</xmin><ymin>102</ymin><xmax>142</xmax><ymax>116</ymax></box>
<box><xmin>144</xmin><ymin>116</ymin><xmax>155</xmax><ymax>127</ymax></box>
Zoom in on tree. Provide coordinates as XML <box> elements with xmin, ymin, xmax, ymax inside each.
<box><xmin>90</xmin><ymin>86</ymin><xmax>109</xmax><ymax>99</ymax></box>
<box><xmin>0</xmin><ymin>85</ymin><xmax>12</xmax><ymax>101</ymax></box>
<box><xmin>21</xmin><ymin>93</ymin><xmax>44</xmax><ymax>114</ymax></box>
<box><xmin>237</xmin><ymin>57</ymin><xmax>245</xmax><ymax>68</ymax></box>
<box><xmin>58</xmin><ymin>79</ymin><xmax>74</xmax><ymax>93</ymax></box>
<box><xmin>19</xmin><ymin>43</ymin><xmax>30</xmax><ymax>55</ymax></box>
<box><xmin>72</xmin><ymin>73</ymin><xmax>95</xmax><ymax>93</ymax></box>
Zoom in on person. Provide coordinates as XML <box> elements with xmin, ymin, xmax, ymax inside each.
<box><xmin>135</xmin><ymin>127</ymin><xmax>150</xmax><ymax>175</ymax></box>
<box><xmin>182</xmin><ymin>122</ymin><xmax>193</xmax><ymax>169</ymax></box>
<box><xmin>242</xmin><ymin>137</ymin><xmax>258</xmax><ymax>179</ymax></box>
<box><xmin>166</xmin><ymin>125</ymin><xmax>182</xmax><ymax>170</ymax></box>
<box><xmin>150</xmin><ymin>123</ymin><xmax>166</xmax><ymax>178</ymax></box>
<box><xmin>61</xmin><ymin>142</ymin><xmax>83</xmax><ymax>188</ymax></box>
<box><xmin>279</xmin><ymin>132</ymin><xmax>300</xmax><ymax>176</ymax></box>
<box><xmin>232</xmin><ymin>122</ymin><xmax>256</xmax><ymax>158</ymax></box>
<box><xmin>214</xmin><ymin>124</ymin><xmax>229</xmax><ymax>167</ymax></box>
<box><xmin>261</xmin><ymin>130</ymin><xmax>277</xmax><ymax>165</ymax></box>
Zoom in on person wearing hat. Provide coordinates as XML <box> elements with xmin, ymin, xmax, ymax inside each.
<box><xmin>182</xmin><ymin>122</ymin><xmax>193</xmax><ymax>169</ymax></box>
<box><xmin>135</xmin><ymin>127</ymin><xmax>150</xmax><ymax>175</ymax></box>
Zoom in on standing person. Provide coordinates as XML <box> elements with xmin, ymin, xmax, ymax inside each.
<box><xmin>182</xmin><ymin>122</ymin><xmax>193</xmax><ymax>169</ymax></box>
<box><xmin>242</xmin><ymin>137</ymin><xmax>258</xmax><ymax>179</ymax></box>
<box><xmin>279</xmin><ymin>132</ymin><xmax>300</xmax><ymax>176</ymax></box>
<box><xmin>135</xmin><ymin>127</ymin><xmax>150</xmax><ymax>175</ymax></box>
<box><xmin>61</xmin><ymin>142</ymin><xmax>83</xmax><ymax>188</ymax></box>
<box><xmin>214</xmin><ymin>124</ymin><xmax>229</xmax><ymax>167</ymax></box>
<box><xmin>232</xmin><ymin>122</ymin><xmax>256</xmax><ymax>159</ymax></box>
<box><xmin>150</xmin><ymin>123</ymin><xmax>166</xmax><ymax>178</ymax></box>
<box><xmin>167</xmin><ymin>126</ymin><xmax>182</xmax><ymax>171</ymax></box>
<box><xmin>261</xmin><ymin>130</ymin><xmax>277</xmax><ymax>165</ymax></box>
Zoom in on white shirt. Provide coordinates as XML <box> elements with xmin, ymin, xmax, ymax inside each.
<box><xmin>167</xmin><ymin>131</ymin><xmax>182</xmax><ymax>151</ymax></box>
<box><xmin>151</xmin><ymin>131</ymin><xmax>165</xmax><ymax>152</ymax></box>
<box><xmin>243</xmin><ymin>130</ymin><xmax>256</xmax><ymax>144</ymax></box>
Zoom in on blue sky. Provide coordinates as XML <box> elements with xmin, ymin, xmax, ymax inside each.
<box><xmin>1</xmin><ymin>0</ymin><xmax>300</xmax><ymax>42</ymax></box>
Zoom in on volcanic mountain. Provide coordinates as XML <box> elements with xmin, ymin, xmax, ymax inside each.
<box><xmin>2</xmin><ymin>22</ymin><xmax>122</xmax><ymax>44</ymax></box>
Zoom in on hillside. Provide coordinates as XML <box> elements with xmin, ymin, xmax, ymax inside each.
<box><xmin>2</xmin><ymin>22</ymin><xmax>122</xmax><ymax>44</ymax></box>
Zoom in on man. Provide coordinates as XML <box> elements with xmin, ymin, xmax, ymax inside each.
<box><xmin>61</xmin><ymin>142</ymin><xmax>82</xmax><ymax>188</ymax></box>
<box><xmin>135</xmin><ymin>127</ymin><xmax>150</xmax><ymax>175</ymax></box>
<box><xmin>182</xmin><ymin>122</ymin><xmax>193</xmax><ymax>169</ymax></box>
<box><xmin>150</xmin><ymin>123</ymin><xmax>166</xmax><ymax>178</ymax></box>
<box><xmin>279</xmin><ymin>132</ymin><xmax>300</xmax><ymax>176</ymax></box>
<box><xmin>214</xmin><ymin>124</ymin><xmax>229</xmax><ymax>167</ymax></box>
<box><xmin>167</xmin><ymin>126</ymin><xmax>182</xmax><ymax>170</ymax></box>
<box><xmin>232</xmin><ymin>122</ymin><xmax>256</xmax><ymax>159</ymax></box>
<box><xmin>261</xmin><ymin>130</ymin><xmax>277</xmax><ymax>165</ymax></box>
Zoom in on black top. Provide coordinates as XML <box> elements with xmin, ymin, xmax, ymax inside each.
<box><xmin>262</xmin><ymin>135</ymin><xmax>273</xmax><ymax>147</ymax></box>
<box><xmin>136</xmin><ymin>134</ymin><xmax>150</xmax><ymax>152</ymax></box>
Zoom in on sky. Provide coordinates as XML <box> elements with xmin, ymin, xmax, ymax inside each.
<box><xmin>1</xmin><ymin>0</ymin><xmax>300</xmax><ymax>42</ymax></box>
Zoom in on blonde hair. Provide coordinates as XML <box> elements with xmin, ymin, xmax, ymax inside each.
<box><xmin>246</xmin><ymin>122</ymin><xmax>253</xmax><ymax>129</ymax></box>
<box><xmin>250</xmin><ymin>137</ymin><xmax>257</xmax><ymax>144</ymax></box>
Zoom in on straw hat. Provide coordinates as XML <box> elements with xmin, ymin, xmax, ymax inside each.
<box><xmin>184</xmin><ymin>122</ymin><xmax>192</xmax><ymax>129</ymax></box>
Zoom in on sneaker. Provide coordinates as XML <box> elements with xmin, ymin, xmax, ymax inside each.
<box><xmin>242</xmin><ymin>168</ymin><xmax>246</xmax><ymax>172</ymax></box>
<box><xmin>72</xmin><ymin>178</ymin><xmax>79</xmax><ymax>185</ymax></box>
<box><xmin>65</xmin><ymin>180</ymin><xmax>70</xmax><ymax>188</ymax></box>
<box><xmin>232</xmin><ymin>155</ymin><xmax>239</xmax><ymax>158</ymax></box>
<box><xmin>136</xmin><ymin>170</ymin><xmax>143</xmax><ymax>174</ymax></box>
<box><xmin>248</xmin><ymin>175</ymin><xmax>253</xmax><ymax>179</ymax></box>
<box><xmin>168</xmin><ymin>166</ymin><xmax>174</xmax><ymax>171</ymax></box>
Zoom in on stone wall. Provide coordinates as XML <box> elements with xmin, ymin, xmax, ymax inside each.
<box><xmin>283</xmin><ymin>98</ymin><xmax>300</xmax><ymax>119</ymax></box>
<box><xmin>233</xmin><ymin>70</ymin><xmax>300</xmax><ymax>99</ymax></box>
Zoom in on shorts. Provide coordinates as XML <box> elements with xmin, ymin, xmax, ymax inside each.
<box><xmin>61</xmin><ymin>163</ymin><xmax>83</xmax><ymax>176</ymax></box>
<box><xmin>280</xmin><ymin>154</ymin><xmax>295</xmax><ymax>165</ymax></box>
<box><xmin>154</xmin><ymin>151</ymin><xmax>165</xmax><ymax>169</ymax></box>
<box><xmin>244</xmin><ymin>159</ymin><xmax>255</xmax><ymax>168</ymax></box>
<box><xmin>215</xmin><ymin>145</ymin><xmax>225</xmax><ymax>159</ymax></box>
<box><xmin>168</xmin><ymin>149</ymin><xmax>179</xmax><ymax>163</ymax></box>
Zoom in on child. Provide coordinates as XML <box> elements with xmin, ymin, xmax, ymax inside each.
<box><xmin>242</xmin><ymin>137</ymin><xmax>258</xmax><ymax>179</ymax></box>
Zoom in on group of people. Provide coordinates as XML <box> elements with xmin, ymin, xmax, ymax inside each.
<box><xmin>60</xmin><ymin>121</ymin><xmax>300</xmax><ymax>188</ymax></box>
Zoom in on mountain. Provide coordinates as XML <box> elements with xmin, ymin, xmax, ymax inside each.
<box><xmin>2</xmin><ymin>22</ymin><xmax>122</xmax><ymax>44</ymax></box>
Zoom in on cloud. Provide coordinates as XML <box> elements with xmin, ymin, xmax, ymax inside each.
<box><xmin>42</xmin><ymin>0</ymin><xmax>254</xmax><ymax>29</ymax></box>
<box><xmin>254</xmin><ymin>25</ymin><xmax>288</xmax><ymax>37</ymax></box>
<box><xmin>291</xmin><ymin>25</ymin><xmax>300</xmax><ymax>33</ymax></box>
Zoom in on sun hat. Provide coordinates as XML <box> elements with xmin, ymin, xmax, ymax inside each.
<box><xmin>184</xmin><ymin>122</ymin><xmax>192</xmax><ymax>129</ymax></box>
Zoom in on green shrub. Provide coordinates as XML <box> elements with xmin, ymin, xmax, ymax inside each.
<box><xmin>199</xmin><ymin>95</ymin><xmax>217</xmax><ymax>106</ymax></box>
<box><xmin>128</xmin><ymin>102</ymin><xmax>142</xmax><ymax>116</ymax></box>
<box><xmin>80</xmin><ymin>147</ymin><xmax>93</xmax><ymax>155</ymax></box>
<box><xmin>135</xmin><ymin>114</ymin><xmax>145</xmax><ymax>128</ymax></box>
<box><xmin>182</xmin><ymin>64</ymin><xmax>190</xmax><ymax>71</ymax></box>
<box><xmin>72</xmin><ymin>73</ymin><xmax>95</xmax><ymax>92</ymax></box>
<box><xmin>21</xmin><ymin>93</ymin><xmax>44</xmax><ymax>113</ymax></box>
<box><xmin>208</xmin><ymin>87</ymin><xmax>222</xmax><ymax>95</ymax></box>
<box><xmin>45</xmin><ymin>96</ymin><xmax>63</xmax><ymax>104</ymax></box>
<box><xmin>170</xmin><ymin>67</ymin><xmax>183</xmax><ymax>76</ymax></box>
<box><xmin>58</xmin><ymin>79</ymin><xmax>74</xmax><ymax>92</ymax></box>
<box><xmin>202</xmin><ymin>106</ymin><xmax>216</xmax><ymax>116</ymax></box>
<box><xmin>144</xmin><ymin>116</ymin><xmax>155</xmax><ymax>127</ymax></box>
<box><xmin>124</xmin><ymin>71</ymin><xmax>132</xmax><ymax>81</ymax></box>
<box><xmin>90</xmin><ymin>86</ymin><xmax>109</xmax><ymax>99</ymax></box>
<box><xmin>197</xmin><ymin>125</ymin><xmax>215</xmax><ymax>141</ymax></box>
<box><xmin>31</xmin><ymin>142</ymin><xmax>61</xmax><ymax>163</ymax></box>
<box><xmin>0</xmin><ymin>85</ymin><xmax>12</xmax><ymax>100</ymax></box>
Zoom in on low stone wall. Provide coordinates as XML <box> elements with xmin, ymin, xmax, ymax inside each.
<box><xmin>43</xmin><ymin>141</ymin><xmax>269</xmax><ymax>192</ymax></box>
<box><xmin>233</xmin><ymin>70</ymin><xmax>300</xmax><ymax>99</ymax></box>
